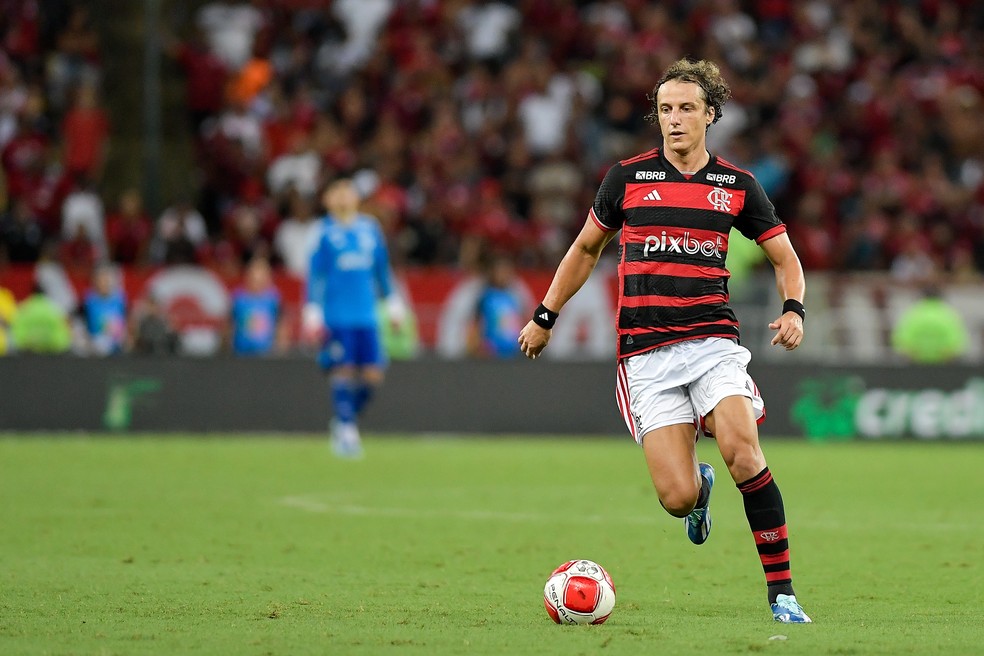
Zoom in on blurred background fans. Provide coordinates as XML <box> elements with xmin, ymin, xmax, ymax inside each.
<box><xmin>0</xmin><ymin>0</ymin><xmax>982</xmax><ymax>364</ymax></box>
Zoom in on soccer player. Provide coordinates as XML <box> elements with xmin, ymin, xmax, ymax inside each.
<box><xmin>518</xmin><ymin>59</ymin><xmax>812</xmax><ymax>623</ymax></box>
<box><xmin>303</xmin><ymin>178</ymin><xmax>405</xmax><ymax>458</ymax></box>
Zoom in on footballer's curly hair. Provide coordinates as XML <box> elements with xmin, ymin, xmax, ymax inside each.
<box><xmin>645</xmin><ymin>58</ymin><xmax>731</xmax><ymax>127</ymax></box>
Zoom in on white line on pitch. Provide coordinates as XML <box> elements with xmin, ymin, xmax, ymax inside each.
<box><xmin>278</xmin><ymin>495</ymin><xmax>656</xmax><ymax>525</ymax></box>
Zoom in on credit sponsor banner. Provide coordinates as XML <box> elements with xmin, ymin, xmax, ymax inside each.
<box><xmin>766</xmin><ymin>367</ymin><xmax>984</xmax><ymax>440</ymax></box>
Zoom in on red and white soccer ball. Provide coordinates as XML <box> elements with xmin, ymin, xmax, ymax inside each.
<box><xmin>543</xmin><ymin>559</ymin><xmax>616</xmax><ymax>625</ymax></box>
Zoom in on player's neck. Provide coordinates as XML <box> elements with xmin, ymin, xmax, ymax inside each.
<box><xmin>664</xmin><ymin>147</ymin><xmax>710</xmax><ymax>175</ymax></box>
<box><xmin>332</xmin><ymin>211</ymin><xmax>358</xmax><ymax>224</ymax></box>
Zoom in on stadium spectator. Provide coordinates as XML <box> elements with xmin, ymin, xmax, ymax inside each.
<box><xmin>216</xmin><ymin>200</ymin><xmax>275</xmax><ymax>268</ymax></box>
<box><xmin>266</xmin><ymin>130</ymin><xmax>321</xmax><ymax>202</ymax></box>
<box><xmin>274</xmin><ymin>192</ymin><xmax>319</xmax><ymax>278</ymax></box>
<box><xmin>47</xmin><ymin>3</ymin><xmax>100</xmax><ymax>112</ymax></box>
<box><xmin>0</xmin><ymin>197</ymin><xmax>44</xmax><ymax>263</ymax></box>
<box><xmin>0</xmin><ymin>284</ymin><xmax>15</xmax><ymax>354</ymax></box>
<box><xmin>58</xmin><ymin>220</ymin><xmax>100</xmax><ymax>270</ymax></box>
<box><xmin>129</xmin><ymin>292</ymin><xmax>179</xmax><ymax>356</ymax></box>
<box><xmin>196</xmin><ymin>0</ymin><xmax>265</xmax><ymax>71</ymax></box>
<box><xmin>208</xmin><ymin>98</ymin><xmax>264</xmax><ymax>158</ymax></box>
<box><xmin>457</xmin><ymin>0</ymin><xmax>521</xmax><ymax>65</ymax></box>
<box><xmin>470</xmin><ymin>253</ymin><xmax>526</xmax><ymax>358</ymax></box>
<box><xmin>0</xmin><ymin>0</ymin><xmax>41</xmax><ymax>74</ymax></box>
<box><xmin>105</xmin><ymin>188</ymin><xmax>152</xmax><ymax>266</ymax></box>
<box><xmin>153</xmin><ymin>198</ymin><xmax>208</xmax><ymax>264</ymax></box>
<box><xmin>225</xmin><ymin>43</ymin><xmax>274</xmax><ymax>110</ymax></box>
<box><xmin>516</xmin><ymin>60</ymin><xmax>574</xmax><ymax>157</ymax></box>
<box><xmin>59</xmin><ymin>176</ymin><xmax>106</xmax><ymax>264</ymax></box>
<box><xmin>81</xmin><ymin>264</ymin><xmax>127</xmax><ymax>355</ymax></box>
<box><xmin>0</xmin><ymin>63</ymin><xmax>31</xmax><ymax>151</ymax></box>
<box><xmin>10</xmin><ymin>284</ymin><xmax>71</xmax><ymax>354</ymax></box>
<box><xmin>163</xmin><ymin>26</ymin><xmax>229</xmax><ymax>132</ymax></box>
<box><xmin>330</xmin><ymin>0</ymin><xmax>396</xmax><ymax>74</ymax></box>
<box><xmin>229</xmin><ymin>256</ymin><xmax>282</xmax><ymax>356</ymax></box>
<box><xmin>891</xmin><ymin>286</ymin><xmax>970</xmax><ymax>364</ymax></box>
<box><xmin>1</xmin><ymin>112</ymin><xmax>48</xmax><ymax>207</ymax></box>
<box><xmin>60</xmin><ymin>81</ymin><xmax>109</xmax><ymax>183</ymax></box>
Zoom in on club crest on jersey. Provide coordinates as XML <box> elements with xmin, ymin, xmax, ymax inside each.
<box><xmin>707</xmin><ymin>188</ymin><xmax>733</xmax><ymax>213</ymax></box>
<box><xmin>635</xmin><ymin>170</ymin><xmax>666</xmax><ymax>180</ymax></box>
<box><xmin>643</xmin><ymin>231</ymin><xmax>722</xmax><ymax>258</ymax></box>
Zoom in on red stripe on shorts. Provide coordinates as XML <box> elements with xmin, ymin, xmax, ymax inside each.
<box><xmin>616</xmin><ymin>361</ymin><xmax>636</xmax><ymax>441</ymax></box>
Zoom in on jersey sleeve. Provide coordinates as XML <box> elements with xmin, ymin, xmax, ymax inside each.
<box><xmin>733</xmin><ymin>177</ymin><xmax>786</xmax><ymax>244</ymax></box>
<box><xmin>590</xmin><ymin>164</ymin><xmax>626</xmax><ymax>232</ymax></box>
<box><xmin>305</xmin><ymin>231</ymin><xmax>327</xmax><ymax>305</ymax></box>
<box><xmin>372</xmin><ymin>222</ymin><xmax>394</xmax><ymax>299</ymax></box>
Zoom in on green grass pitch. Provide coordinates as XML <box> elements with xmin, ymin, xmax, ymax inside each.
<box><xmin>1</xmin><ymin>435</ymin><xmax>982</xmax><ymax>655</ymax></box>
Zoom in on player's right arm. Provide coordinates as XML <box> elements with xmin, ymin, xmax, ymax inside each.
<box><xmin>518</xmin><ymin>217</ymin><xmax>616</xmax><ymax>359</ymax></box>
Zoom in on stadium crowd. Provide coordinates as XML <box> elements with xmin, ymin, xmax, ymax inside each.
<box><xmin>1</xmin><ymin>0</ymin><xmax>983</xmax><ymax>355</ymax></box>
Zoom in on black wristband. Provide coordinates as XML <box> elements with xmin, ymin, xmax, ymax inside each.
<box><xmin>782</xmin><ymin>299</ymin><xmax>805</xmax><ymax>322</ymax></box>
<box><xmin>532</xmin><ymin>303</ymin><xmax>559</xmax><ymax>329</ymax></box>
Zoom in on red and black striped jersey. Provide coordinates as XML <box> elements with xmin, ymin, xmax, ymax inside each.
<box><xmin>590</xmin><ymin>148</ymin><xmax>787</xmax><ymax>360</ymax></box>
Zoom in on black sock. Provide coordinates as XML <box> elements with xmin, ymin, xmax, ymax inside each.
<box><xmin>737</xmin><ymin>467</ymin><xmax>796</xmax><ymax>604</ymax></box>
<box><xmin>695</xmin><ymin>475</ymin><xmax>710</xmax><ymax>510</ymax></box>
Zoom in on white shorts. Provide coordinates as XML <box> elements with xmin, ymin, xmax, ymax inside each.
<box><xmin>615</xmin><ymin>337</ymin><xmax>765</xmax><ymax>445</ymax></box>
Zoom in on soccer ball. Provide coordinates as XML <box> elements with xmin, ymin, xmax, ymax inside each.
<box><xmin>543</xmin><ymin>559</ymin><xmax>616</xmax><ymax>625</ymax></box>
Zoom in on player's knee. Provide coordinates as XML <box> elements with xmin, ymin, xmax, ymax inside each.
<box><xmin>332</xmin><ymin>365</ymin><xmax>356</xmax><ymax>381</ymax></box>
<box><xmin>658</xmin><ymin>486</ymin><xmax>699</xmax><ymax>518</ymax></box>
<box><xmin>361</xmin><ymin>367</ymin><xmax>385</xmax><ymax>386</ymax></box>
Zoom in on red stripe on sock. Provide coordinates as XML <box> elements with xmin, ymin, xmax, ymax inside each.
<box><xmin>765</xmin><ymin>570</ymin><xmax>792</xmax><ymax>583</ymax></box>
<box><xmin>753</xmin><ymin>524</ymin><xmax>788</xmax><ymax>545</ymax></box>
<box><xmin>759</xmin><ymin>550</ymin><xmax>790</xmax><ymax>566</ymax></box>
<box><xmin>739</xmin><ymin>471</ymin><xmax>774</xmax><ymax>494</ymax></box>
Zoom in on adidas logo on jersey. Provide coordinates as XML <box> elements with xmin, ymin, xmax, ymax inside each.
<box><xmin>642</xmin><ymin>189</ymin><xmax>662</xmax><ymax>201</ymax></box>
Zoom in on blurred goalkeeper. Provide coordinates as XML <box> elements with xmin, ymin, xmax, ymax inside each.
<box><xmin>303</xmin><ymin>178</ymin><xmax>406</xmax><ymax>458</ymax></box>
<box><xmin>519</xmin><ymin>59</ymin><xmax>811</xmax><ymax>623</ymax></box>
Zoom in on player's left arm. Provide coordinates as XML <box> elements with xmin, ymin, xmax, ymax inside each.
<box><xmin>373</xmin><ymin>225</ymin><xmax>406</xmax><ymax>325</ymax></box>
<box><xmin>759</xmin><ymin>232</ymin><xmax>806</xmax><ymax>351</ymax></box>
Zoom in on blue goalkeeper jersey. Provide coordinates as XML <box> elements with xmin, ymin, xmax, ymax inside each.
<box><xmin>307</xmin><ymin>212</ymin><xmax>394</xmax><ymax>328</ymax></box>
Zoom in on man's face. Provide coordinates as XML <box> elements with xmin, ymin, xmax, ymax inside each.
<box><xmin>94</xmin><ymin>269</ymin><xmax>114</xmax><ymax>296</ymax></box>
<box><xmin>655</xmin><ymin>79</ymin><xmax>714</xmax><ymax>158</ymax></box>
<box><xmin>324</xmin><ymin>181</ymin><xmax>359</xmax><ymax>217</ymax></box>
<box><xmin>246</xmin><ymin>260</ymin><xmax>270</xmax><ymax>291</ymax></box>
